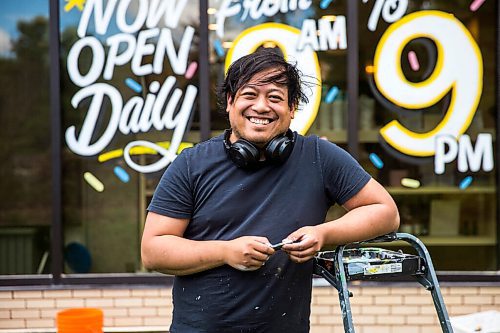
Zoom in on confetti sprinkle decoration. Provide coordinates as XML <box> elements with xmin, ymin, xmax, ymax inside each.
<box><xmin>214</xmin><ymin>39</ymin><xmax>225</xmax><ymax>57</ymax></box>
<box><xmin>469</xmin><ymin>0</ymin><xmax>486</xmax><ymax>12</ymax></box>
<box><xmin>401</xmin><ymin>178</ymin><xmax>421</xmax><ymax>189</ymax></box>
<box><xmin>369</xmin><ymin>153</ymin><xmax>384</xmax><ymax>169</ymax></box>
<box><xmin>408</xmin><ymin>50</ymin><xmax>420</xmax><ymax>71</ymax></box>
<box><xmin>114</xmin><ymin>166</ymin><xmax>130</xmax><ymax>183</ymax></box>
<box><xmin>84</xmin><ymin>172</ymin><xmax>104</xmax><ymax>192</ymax></box>
<box><xmin>64</xmin><ymin>0</ymin><xmax>86</xmax><ymax>12</ymax></box>
<box><xmin>325</xmin><ymin>86</ymin><xmax>339</xmax><ymax>104</ymax></box>
<box><xmin>320</xmin><ymin>0</ymin><xmax>334</xmax><ymax>9</ymax></box>
<box><xmin>125</xmin><ymin>78</ymin><xmax>142</xmax><ymax>93</ymax></box>
<box><xmin>459</xmin><ymin>176</ymin><xmax>473</xmax><ymax>190</ymax></box>
<box><xmin>97</xmin><ymin>141</ymin><xmax>194</xmax><ymax>163</ymax></box>
<box><xmin>185</xmin><ymin>61</ymin><xmax>198</xmax><ymax>79</ymax></box>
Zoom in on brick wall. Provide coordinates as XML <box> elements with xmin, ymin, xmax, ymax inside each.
<box><xmin>0</xmin><ymin>284</ymin><xmax>498</xmax><ymax>332</ymax></box>
<box><xmin>0</xmin><ymin>288</ymin><xmax>172</xmax><ymax>330</ymax></box>
<box><xmin>310</xmin><ymin>284</ymin><xmax>499</xmax><ymax>333</ymax></box>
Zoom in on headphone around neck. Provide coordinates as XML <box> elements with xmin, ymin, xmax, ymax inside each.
<box><xmin>223</xmin><ymin>129</ymin><xmax>295</xmax><ymax>169</ymax></box>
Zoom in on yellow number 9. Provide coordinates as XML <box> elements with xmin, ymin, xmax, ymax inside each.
<box><xmin>375</xmin><ymin>11</ymin><xmax>483</xmax><ymax>157</ymax></box>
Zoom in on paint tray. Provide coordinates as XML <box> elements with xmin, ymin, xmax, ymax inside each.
<box><xmin>315</xmin><ymin>247</ymin><xmax>425</xmax><ymax>281</ymax></box>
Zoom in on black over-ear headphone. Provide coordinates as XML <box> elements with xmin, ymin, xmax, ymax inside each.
<box><xmin>223</xmin><ymin>129</ymin><xmax>295</xmax><ymax>169</ymax></box>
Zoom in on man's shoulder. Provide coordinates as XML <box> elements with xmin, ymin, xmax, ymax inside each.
<box><xmin>294</xmin><ymin>133</ymin><xmax>350</xmax><ymax>166</ymax></box>
<box><xmin>299</xmin><ymin>134</ymin><xmax>343</xmax><ymax>150</ymax></box>
<box><xmin>181</xmin><ymin>134</ymin><xmax>225</xmax><ymax>157</ymax></box>
<box><xmin>175</xmin><ymin>134</ymin><xmax>227</xmax><ymax>171</ymax></box>
<box><xmin>295</xmin><ymin>132</ymin><xmax>318</xmax><ymax>145</ymax></box>
<box><xmin>296</xmin><ymin>133</ymin><xmax>340</xmax><ymax>151</ymax></box>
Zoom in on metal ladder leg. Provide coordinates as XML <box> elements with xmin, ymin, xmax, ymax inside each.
<box><xmin>334</xmin><ymin>245</ymin><xmax>356</xmax><ymax>333</ymax></box>
<box><xmin>396</xmin><ymin>233</ymin><xmax>454</xmax><ymax>333</ymax></box>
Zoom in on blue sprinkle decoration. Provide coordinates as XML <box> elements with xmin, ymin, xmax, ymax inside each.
<box><xmin>369</xmin><ymin>153</ymin><xmax>384</xmax><ymax>169</ymax></box>
<box><xmin>125</xmin><ymin>77</ymin><xmax>142</xmax><ymax>93</ymax></box>
<box><xmin>214</xmin><ymin>39</ymin><xmax>225</xmax><ymax>57</ymax></box>
<box><xmin>325</xmin><ymin>86</ymin><xmax>339</xmax><ymax>104</ymax></box>
<box><xmin>114</xmin><ymin>166</ymin><xmax>130</xmax><ymax>183</ymax></box>
<box><xmin>459</xmin><ymin>176</ymin><xmax>473</xmax><ymax>190</ymax></box>
<box><xmin>320</xmin><ymin>0</ymin><xmax>333</xmax><ymax>9</ymax></box>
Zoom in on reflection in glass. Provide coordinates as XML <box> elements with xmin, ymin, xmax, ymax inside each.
<box><xmin>59</xmin><ymin>0</ymin><xmax>201</xmax><ymax>273</ymax></box>
<box><xmin>0</xmin><ymin>1</ymin><xmax>51</xmax><ymax>274</ymax></box>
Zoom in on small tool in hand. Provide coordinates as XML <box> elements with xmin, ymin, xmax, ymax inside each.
<box><xmin>270</xmin><ymin>237</ymin><xmax>301</xmax><ymax>250</ymax></box>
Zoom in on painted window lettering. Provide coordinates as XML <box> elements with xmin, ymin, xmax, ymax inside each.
<box><xmin>215</xmin><ymin>0</ymin><xmax>312</xmax><ymax>38</ymax></box>
<box><xmin>374</xmin><ymin>11</ymin><xmax>483</xmax><ymax>157</ymax></box>
<box><xmin>65</xmin><ymin>0</ymin><xmax>197</xmax><ymax>173</ymax></box>
<box><xmin>297</xmin><ymin>17</ymin><xmax>347</xmax><ymax>51</ymax></box>
<box><xmin>435</xmin><ymin>134</ymin><xmax>493</xmax><ymax>174</ymax></box>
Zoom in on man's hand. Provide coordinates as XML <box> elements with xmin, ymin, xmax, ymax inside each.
<box><xmin>224</xmin><ymin>236</ymin><xmax>275</xmax><ymax>271</ymax></box>
<box><xmin>282</xmin><ymin>226</ymin><xmax>323</xmax><ymax>263</ymax></box>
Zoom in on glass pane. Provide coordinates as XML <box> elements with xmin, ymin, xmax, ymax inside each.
<box><xmin>0</xmin><ymin>0</ymin><xmax>52</xmax><ymax>275</ymax></box>
<box><xmin>60</xmin><ymin>0</ymin><xmax>201</xmax><ymax>273</ymax></box>
<box><xmin>358</xmin><ymin>0</ymin><xmax>497</xmax><ymax>270</ymax></box>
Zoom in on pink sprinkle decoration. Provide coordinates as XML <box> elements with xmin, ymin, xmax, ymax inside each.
<box><xmin>408</xmin><ymin>51</ymin><xmax>420</xmax><ymax>71</ymax></box>
<box><xmin>185</xmin><ymin>61</ymin><xmax>198</xmax><ymax>79</ymax></box>
<box><xmin>470</xmin><ymin>0</ymin><xmax>486</xmax><ymax>12</ymax></box>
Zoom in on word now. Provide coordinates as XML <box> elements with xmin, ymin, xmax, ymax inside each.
<box><xmin>77</xmin><ymin>0</ymin><xmax>188</xmax><ymax>37</ymax></box>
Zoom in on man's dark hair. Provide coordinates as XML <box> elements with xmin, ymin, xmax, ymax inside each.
<box><xmin>217</xmin><ymin>50</ymin><xmax>309</xmax><ymax>113</ymax></box>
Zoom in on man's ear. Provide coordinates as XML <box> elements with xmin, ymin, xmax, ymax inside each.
<box><xmin>226</xmin><ymin>94</ymin><xmax>233</xmax><ymax>113</ymax></box>
<box><xmin>290</xmin><ymin>104</ymin><xmax>296</xmax><ymax>119</ymax></box>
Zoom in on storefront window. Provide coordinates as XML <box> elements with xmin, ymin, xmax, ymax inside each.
<box><xmin>59</xmin><ymin>0</ymin><xmax>201</xmax><ymax>273</ymax></box>
<box><xmin>0</xmin><ymin>1</ymin><xmax>51</xmax><ymax>274</ymax></box>
<box><xmin>0</xmin><ymin>0</ymin><xmax>498</xmax><ymax>282</ymax></box>
<box><xmin>357</xmin><ymin>0</ymin><xmax>497</xmax><ymax>270</ymax></box>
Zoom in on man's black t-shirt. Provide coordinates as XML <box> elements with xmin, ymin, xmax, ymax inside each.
<box><xmin>148</xmin><ymin>133</ymin><xmax>371</xmax><ymax>332</ymax></box>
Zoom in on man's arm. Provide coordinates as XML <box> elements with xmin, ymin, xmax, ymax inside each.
<box><xmin>141</xmin><ymin>212</ymin><xmax>274</xmax><ymax>275</ymax></box>
<box><xmin>283</xmin><ymin>178</ymin><xmax>400</xmax><ymax>262</ymax></box>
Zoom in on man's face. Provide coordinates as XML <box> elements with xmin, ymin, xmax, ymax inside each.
<box><xmin>227</xmin><ymin>69</ymin><xmax>294</xmax><ymax>147</ymax></box>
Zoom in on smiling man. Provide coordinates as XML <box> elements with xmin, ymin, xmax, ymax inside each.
<box><xmin>227</xmin><ymin>67</ymin><xmax>293</xmax><ymax>146</ymax></box>
<box><xmin>141</xmin><ymin>50</ymin><xmax>399</xmax><ymax>332</ymax></box>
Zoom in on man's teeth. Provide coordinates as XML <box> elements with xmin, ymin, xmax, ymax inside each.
<box><xmin>249</xmin><ymin>117</ymin><xmax>270</xmax><ymax>125</ymax></box>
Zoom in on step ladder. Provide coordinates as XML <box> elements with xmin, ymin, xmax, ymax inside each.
<box><xmin>313</xmin><ymin>232</ymin><xmax>453</xmax><ymax>333</ymax></box>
